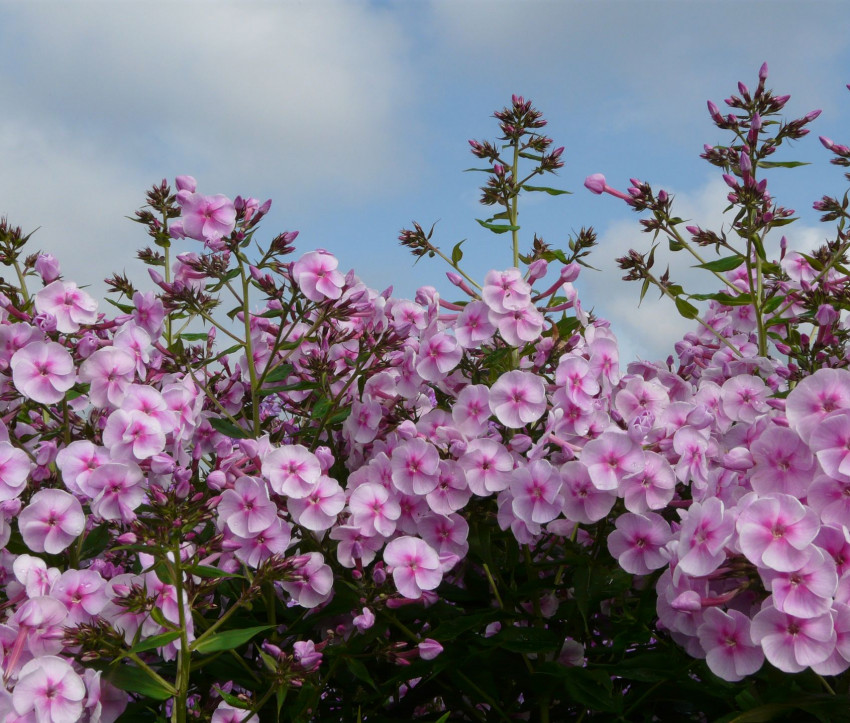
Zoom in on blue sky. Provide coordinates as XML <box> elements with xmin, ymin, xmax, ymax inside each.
<box><xmin>2</xmin><ymin>0</ymin><xmax>850</xmax><ymax>361</ymax></box>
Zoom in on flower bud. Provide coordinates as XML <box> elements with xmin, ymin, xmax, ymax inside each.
<box><xmin>175</xmin><ymin>175</ymin><xmax>197</xmax><ymax>193</ymax></box>
<box><xmin>584</xmin><ymin>173</ymin><xmax>606</xmax><ymax>194</ymax></box>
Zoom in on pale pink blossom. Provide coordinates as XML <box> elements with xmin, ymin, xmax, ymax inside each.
<box><xmin>102</xmin><ymin>409</ymin><xmax>165</xmax><ymax>461</ymax></box>
<box><xmin>751</xmin><ymin>604</ymin><xmax>836</xmax><ymax>673</ymax></box>
<box><xmin>737</xmin><ymin>494</ymin><xmax>819</xmax><ymax>572</ymax></box>
<box><xmin>391</xmin><ymin>439</ymin><xmax>440</xmax><ymax>495</ymax></box>
<box><xmin>348</xmin><ymin>482</ymin><xmax>400</xmax><ymax>537</ymax></box>
<box><xmin>482</xmin><ymin>268</ymin><xmax>531</xmax><ymax>313</ymax></box>
<box><xmin>581</xmin><ymin>432</ymin><xmax>644</xmax><ymax>491</ymax></box>
<box><xmin>416</xmin><ymin>331</ymin><xmax>461</xmax><ymax>382</ymax></box>
<box><xmin>786</xmin><ymin>367</ymin><xmax>850</xmax><ymax>443</ymax></box>
<box><xmin>288</xmin><ymin>476</ymin><xmax>345</xmax><ymax>531</ymax></box>
<box><xmin>179</xmin><ymin>192</ymin><xmax>237</xmax><ymax>243</ymax></box>
<box><xmin>454</xmin><ymin>301</ymin><xmax>496</xmax><ymax>348</ymax></box>
<box><xmin>12</xmin><ymin>655</ymin><xmax>85</xmax><ymax>723</ymax></box>
<box><xmin>489</xmin><ymin>370</ymin><xmax>546</xmax><ymax>429</ymax></box>
<box><xmin>0</xmin><ymin>441</ymin><xmax>33</xmax><ymax>501</ymax></box>
<box><xmin>560</xmin><ymin>460</ymin><xmax>617</xmax><ymax>524</ymax></box>
<box><xmin>292</xmin><ymin>250</ymin><xmax>345</xmax><ymax>302</ymax></box>
<box><xmin>510</xmin><ymin>459</ymin><xmax>563</xmax><ymax>525</ymax></box>
<box><xmin>10</xmin><ymin>341</ymin><xmax>76</xmax><ymax>405</ymax></box>
<box><xmin>33</xmin><ymin>280</ymin><xmax>97</xmax><ymax>333</ymax></box>
<box><xmin>78</xmin><ymin>347</ymin><xmax>135</xmax><ymax>408</ymax></box>
<box><xmin>85</xmin><ymin>462</ymin><xmax>145</xmax><ymax>523</ymax></box>
<box><xmin>607</xmin><ymin>512</ymin><xmax>672</xmax><ymax>575</ymax></box>
<box><xmin>219</xmin><ymin>476</ymin><xmax>278</xmax><ymax>538</ymax></box>
<box><xmin>676</xmin><ymin>498</ymin><xmax>735</xmax><ymax>577</ymax></box>
<box><xmin>19</xmin><ymin>489</ymin><xmax>85</xmax><ymax>554</ymax></box>
<box><xmin>262</xmin><ymin>445</ymin><xmax>321</xmax><ymax>498</ymax></box>
<box><xmin>384</xmin><ymin>536</ymin><xmax>442</xmax><ymax>599</ymax></box>
<box><xmin>697</xmin><ymin>608</ymin><xmax>764</xmax><ymax>681</ymax></box>
<box><xmin>280</xmin><ymin>552</ymin><xmax>333</xmax><ymax>608</ymax></box>
<box><xmin>459</xmin><ymin>439</ymin><xmax>512</xmax><ymax>495</ymax></box>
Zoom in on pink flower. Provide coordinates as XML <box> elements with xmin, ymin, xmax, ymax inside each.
<box><xmin>292</xmin><ymin>250</ymin><xmax>345</xmax><ymax>302</ymax></box>
<box><xmin>353</xmin><ymin>607</ymin><xmax>376</xmax><ymax>632</ymax></box>
<box><xmin>581</xmin><ymin>432</ymin><xmax>644</xmax><ymax>492</ymax></box>
<box><xmin>85</xmin><ymin>462</ymin><xmax>145</xmax><ymax>523</ymax></box>
<box><xmin>751</xmin><ymin>604</ymin><xmax>836</xmax><ymax>673</ymax></box>
<box><xmin>676</xmin><ymin>498</ymin><xmax>735</xmax><ymax>577</ymax></box>
<box><xmin>491</xmin><ymin>305</ymin><xmax>545</xmax><ymax>347</ymax></box>
<box><xmin>607</xmin><ymin>512</ymin><xmax>672</xmax><ymax>575</ymax></box>
<box><xmin>78</xmin><ymin>347</ymin><xmax>136</xmax><ymax>408</ymax></box>
<box><xmin>560</xmin><ymin>460</ymin><xmax>616</xmax><ymax>524</ymax></box>
<box><xmin>416</xmin><ymin>330</ymin><xmax>462</xmax><ymax>382</ymax></box>
<box><xmin>10</xmin><ymin>341</ymin><xmax>76</xmax><ymax>404</ymax></box>
<box><xmin>288</xmin><ymin>476</ymin><xmax>345</xmax><ymax>531</ymax></box>
<box><xmin>426</xmin><ymin>459</ymin><xmax>472</xmax><ymax>515</ymax></box>
<box><xmin>697</xmin><ymin>608</ymin><xmax>764</xmax><ymax>681</ymax></box>
<box><xmin>454</xmin><ymin>301</ymin><xmax>496</xmax><ymax>348</ymax></box>
<box><xmin>33</xmin><ymin>280</ymin><xmax>97</xmax><ymax>333</ymax></box>
<box><xmin>418</xmin><ymin>638</ymin><xmax>443</xmax><ymax>660</ymax></box>
<box><xmin>489</xmin><ymin>370</ymin><xmax>547</xmax><ymax>429</ymax></box>
<box><xmin>750</xmin><ymin>424</ymin><xmax>814</xmax><ymax>497</ymax></box>
<box><xmin>179</xmin><ymin>192</ymin><xmax>237</xmax><ymax>243</ymax></box>
<box><xmin>761</xmin><ymin>547</ymin><xmax>838</xmax><ymax>618</ymax></box>
<box><xmin>51</xmin><ymin>568</ymin><xmax>109</xmax><ymax>625</ymax></box>
<box><xmin>0</xmin><ymin>441</ymin><xmax>33</xmax><ymax>501</ymax></box>
<box><xmin>391</xmin><ymin>439</ymin><xmax>439</xmax><ymax>495</ymax></box>
<box><xmin>482</xmin><ymin>268</ymin><xmax>531</xmax><ymax>313</ymax></box>
<box><xmin>262</xmin><ymin>444</ymin><xmax>322</xmax><ymax>498</ymax></box>
<box><xmin>786</xmin><ymin>368</ymin><xmax>850</xmax><ymax>443</ymax></box>
<box><xmin>459</xmin><ymin>439</ymin><xmax>512</xmax><ymax>495</ymax></box>
<box><xmin>233</xmin><ymin>516</ymin><xmax>292</xmax><ymax>568</ymax></box>
<box><xmin>280</xmin><ymin>552</ymin><xmax>333</xmax><ymax>608</ymax></box>
<box><xmin>219</xmin><ymin>476</ymin><xmax>278</xmax><ymax>538</ymax></box>
<box><xmin>102</xmin><ymin>409</ymin><xmax>165</xmax><ymax>461</ymax></box>
<box><xmin>348</xmin><ymin>482</ymin><xmax>400</xmax><ymax>537</ymax></box>
<box><xmin>383</xmin><ymin>536</ymin><xmax>442</xmax><ymax>599</ymax></box>
<box><xmin>212</xmin><ymin>702</ymin><xmax>258</xmax><ymax>723</ymax></box>
<box><xmin>19</xmin><ymin>489</ymin><xmax>85</xmax><ymax>554</ymax></box>
<box><xmin>12</xmin><ymin>655</ymin><xmax>86</xmax><ymax>723</ymax></box>
<box><xmin>510</xmin><ymin>459</ymin><xmax>563</xmax><ymax>525</ymax></box>
<box><xmin>736</xmin><ymin>494</ymin><xmax>818</xmax><ymax>572</ymax></box>
<box><xmin>619</xmin><ymin>451</ymin><xmax>675</xmax><ymax>513</ymax></box>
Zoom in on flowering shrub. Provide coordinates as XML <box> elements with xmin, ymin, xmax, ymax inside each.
<box><xmin>2</xmin><ymin>67</ymin><xmax>850</xmax><ymax>722</ymax></box>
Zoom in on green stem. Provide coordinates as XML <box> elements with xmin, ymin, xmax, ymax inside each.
<box><xmin>510</xmin><ymin>143</ymin><xmax>520</xmax><ymax>269</ymax></box>
<box><xmin>124</xmin><ymin>652</ymin><xmax>177</xmax><ymax>696</ymax></box>
<box><xmin>483</xmin><ymin>563</ymin><xmax>505</xmax><ymax>610</ymax></box>
<box><xmin>666</xmin><ymin>223</ymin><xmax>738</xmax><ymax>292</ymax></box>
<box><xmin>12</xmin><ymin>257</ymin><xmax>29</xmax><ymax>305</ymax></box>
<box><xmin>171</xmin><ymin>546</ymin><xmax>191</xmax><ymax>723</ymax></box>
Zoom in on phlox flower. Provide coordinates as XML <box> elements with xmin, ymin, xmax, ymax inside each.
<box><xmin>132</xmin><ymin>290</ymin><xmax>166</xmax><ymax>339</ymax></box>
<box><xmin>721</xmin><ymin>374</ymin><xmax>769</xmax><ymax>423</ymax></box>
<box><xmin>391</xmin><ymin>438</ymin><xmax>439</xmax><ymax>495</ymax></box>
<box><xmin>581</xmin><ymin>431</ymin><xmax>644</xmax><ymax>491</ymax></box>
<box><xmin>50</xmin><ymin>568</ymin><xmax>109</xmax><ymax>625</ymax></box>
<box><xmin>416</xmin><ymin>331</ymin><xmax>461</xmax><ymax>382</ymax></box>
<box><xmin>497</xmin><ymin>490</ymin><xmax>541</xmax><ymax>544</ymax></box>
<box><xmin>451</xmin><ymin>384</ymin><xmax>491</xmax><ymax>437</ymax></box>
<box><xmin>750</xmin><ymin>424</ymin><xmax>814</xmax><ymax>498</ymax></box>
<box><xmin>491</xmin><ymin>305</ymin><xmax>545</xmax><ymax>347</ymax></box>
<box><xmin>560</xmin><ymin>460</ymin><xmax>616</xmax><ymax>524</ymax></box>
<box><xmin>19</xmin><ymin>489</ymin><xmax>85</xmax><ymax>554</ymax></box>
<box><xmin>383</xmin><ymin>536</ymin><xmax>442</xmax><ymax>599</ymax></box>
<box><xmin>353</xmin><ymin>607</ymin><xmax>376</xmax><ymax>633</ymax></box>
<box><xmin>761</xmin><ymin>547</ymin><xmax>838</xmax><ymax>618</ymax></box>
<box><xmin>348</xmin><ymin>482</ymin><xmax>400</xmax><ymax>537</ymax></box>
<box><xmin>808</xmin><ymin>409</ymin><xmax>850</xmax><ymax>482</ymax></box>
<box><xmin>482</xmin><ymin>268</ymin><xmax>531</xmax><ymax>313</ymax></box>
<box><xmin>232</xmin><ymin>516</ymin><xmax>292</xmax><ymax>568</ymax></box>
<box><xmin>329</xmin><ymin>525</ymin><xmax>383</xmax><ymax>567</ymax></box>
<box><xmin>0</xmin><ymin>441</ymin><xmax>33</xmax><ymax>501</ymax></box>
<box><xmin>418</xmin><ymin>639</ymin><xmax>443</xmax><ymax>660</ymax></box>
<box><xmin>426</xmin><ymin>459</ymin><xmax>472</xmax><ymax>515</ymax></box>
<box><xmin>510</xmin><ymin>459</ymin><xmax>563</xmax><ymax>525</ymax></box>
<box><xmin>736</xmin><ymin>494</ymin><xmax>819</xmax><ymax>572</ymax></box>
<box><xmin>280</xmin><ymin>552</ymin><xmax>333</xmax><ymax>607</ymax></box>
<box><xmin>102</xmin><ymin>409</ymin><xmax>165</xmax><ymax>461</ymax></box>
<box><xmin>33</xmin><ymin>280</ymin><xmax>97</xmax><ymax>333</ymax></box>
<box><xmin>78</xmin><ymin>346</ymin><xmax>136</xmax><ymax>408</ymax></box>
<box><xmin>212</xmin><ymin>702</ymin><xmax>258</xmax><ymax>723</ymax></box>
<box><xmin>676</xmin><ymin>498</ymin><xmax>735</xmax><ymax>577</ymax></box>
<box><xmin>672</xmin><ymin>426</ymin><xmax>711</xmax><ymax>487</ymax></box>
<box><xmin>751</xmin><ymin>604</ymin><xmax>836</xmax><ymax>673</ymax></box>
<box><xmin>418</xmin><ymin>512</ymin><xmax>469</xmax><ymax>567</ymax></box>
<box><xmin>262</xmin><ymin>444</ymin><xmax>321</xmax><ymax>498</ymax></box>
<box><xmin>288</xmin><ymin>475</ymin><xmax>345</xmax><ymax>531</ymax></box>
<box><xmin>453</xmin><ymin>301</ymin><xmax>495</xmax><ymax>349</ymax></box>
<box><xmin>807</xmin><ymin>474</ymin><xmax>850</xmax><ymax>526</ymax></box>
<box><xmin>10</xmin><ymin>341</ymin><xmax>76</xmax><ymax>405</ymax></box>
<box><xmin>614</xmin><ymin>378</ymin><xmax>667</xmax><ymax>425</ymax></box>
<box><xmin>619</xmin><ymin>451</ymin><xmax>675</xmax><ymax>513</ymax></box>
<box><xmin>85</xmin><ymin>462</ymin><xmax>145</xmax><ymax>523</ymax></box>
<box><xmin>9</xmin><ymin>596</ymin><xmax>69</xmax><ymax>661</ymax></box>
<box><xmin>555</xmin><ymin>357</ymin><xmax>600</xmax><ymax>408</ymax></box>
<box><xmin>697</xmin><ymin>608</ymin><xmax>764</xmax><ymax>681</ymax></box>
<box><xmin>292</xmin><ymin>249</ymin><xmax>345</xmax><ymax>302</ymax></box>
<box><xmin>489</xmin><ymin>370</ymin><xmax>547</xmax><ymax>429</ymax></box>
<box><xmin>12</xmin><ymin>655</ymin><xmax>85</xmax><ymax>723</ymax></box>
<box><xmin>344</xmin><ymin>398</ymin><xmax>383</xmax><ymax>444</ymax></box>
<box><xmin>607</xmin><ymin>512</ymin><xmax>672</xmax><ymax>575</ymax></box>
<box><xmin>55</xmin><ymin>440</ymin><xmax>109</xmax><ymax>496</ymax></box>
<box><xmin>389</xmin><ymin>299</ymin><xmax>426</xmax><ymax>334</ymax></box>
<box><xmin>588</xmin><ymin>336</ymin><xmax>620</xmax><ymax>387</ymax></box>
<box><xmin>178</xmin><ymin>191</ymin><xmax>237</xmax><ymax>243</ymax></box>
<box><xmin>459</xmin><ymin>438</ymin><xmax>512</xmax><ymax>495</ymax></box>
<box><xmin>218</xmin><ymin>476</ymin><xmax>278</xmax><ymax>538</ymax></box>
<box><xmin>120</xmin><ymin>384</ymin><xmax>177</xmax><ymax>435</ymax></box>
<box><xmin>786</xmin><ymin>367</ymin><xmax>850</xmax><ymax>443</ymax></box>
<box><xmin>13</xmin><ymin>555</ymin><xmax>60</xmax><ymax>598</ymax></box>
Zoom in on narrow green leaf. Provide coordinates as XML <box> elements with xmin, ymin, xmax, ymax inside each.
<box><xmin>108</xmin><ymin>664</ymin><xmax>177</xmax><ymax>700</ymax></box>
<box><xmin>757</xmin><ymin>160</ymin><xmax>810</xmax><ymax>169</ymax></box>
<box><xmin>475</xmin><ymin>219</ymin><xmax>520</xmax><ymax>234</ymax></box>
<box><xmin>521</xmin><ymin>185</ymin><xmax>572</xmax><ymax>196</ymax></box>
<box><xmin>129</xmin><ymin>631</ymin><xmax>182</xmax><ymax>654</ymax></box>
<box><xmin>80</xmin><ymin>524</ymin><xmax>110</xmax><ymax>560</ymax></box>
<box><xmin>104</xmin><ymin>298</ymin><xmax>135</xmax><ymax>313</ymax></box>
<box><xmin>689</xmin><ymin>292</ymin><xmax>754</xmax><ymax>306</ymax></box>
<box><xmin>187</xmin><ymin>564</ymin><xmax>243</xmax><ymax>580</ymax></box>
<box><xmin>462</xmin><ymin>167</ymin><xmax>498</xmax><ymax>173</ymax></box>
<box><xmin>763</xmin><ymin>295</ymin><xmax>785</xmax><ymax>314</ymax></box>
<box><xmin>518</xmin><ymin>151</ymin><xmax>544</xmax><ymax>161</ymax></box>
<box><xmin>668</xmin><ymin>239</ymin><xmax>684</xmax><ymax>251</ymax></box>
<box><xmin>451</xmin><ymin>240</ymin><xmax>465</xmax><ymax>265</ymax></box>
<box><xmin>675</xmin><ymin>297</ymin><xmax>699</xmax><ymax>319</ymax></box>
<box><xmin>179</xmin><ymin>332</ymin><xmax>209</xmax><ymax>341</ymax></box>
<box><xmin>264</xmin><ymin>363</ymin><xmax>295</xmax><ymax>383</ymax></box>
<box><xmin>693</xmin><ymin>256</ymin><xmax>745</xmax><ymax>272</ymax></box>
<box><xmin>208</xmin><ymin>417</ymin><xmax>252</xmax><ymax>439</ymax></box>
<box><xmin>192</xmin><ymin>624</ymin><xmax>274</xmax><ymax>654</ymax></box>
<box><xmin>346</xmin><ymin>658</ymin><xmax>379</xmax><ymax>691</ymax></box>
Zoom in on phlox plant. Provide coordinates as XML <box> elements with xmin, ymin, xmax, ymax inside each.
<box><xmin>1</xmin><ymin>67</ymin><xmax>850</xmax><ymax>723</ymax></box>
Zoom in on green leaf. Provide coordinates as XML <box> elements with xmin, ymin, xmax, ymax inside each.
<box><xmin>521</xmin><ymin>185</ymin><xmax>572</xmax><ymax>196</ymax></box>
<box><xmin>693</xmin><ymin>256</ymin><xmax>745</xmax><ymax>272</ymax></box>
<box><xmin>128</xmin><ymin>630</ymin><xmax>182</xmax><ymax>654</ymax></box>
<box><xmin>689</xmin><ymin>291</ymin><xmax>754</xmax><ymax>306</ymax></box>
<box><xmin>675</xmin><ymin>297</ymin><xmax>699</xmax><ymax>320</ymax></box>
<box><xmin>104</xmin><ymin>297</ymin><xmax>135</xmax><ymax>314</ymax></box>
<box><xmin>208</xmin><ymin>417</ymin><xmax>252</xmax><ymax>439</ymax></box>
<box><xmin>107</xmin><ymin>664</ymin><xmax>176</xmax><ymax>700</ymax></box>
<box><xmin>463</xmin><ymin>167</ymin><xmax>498</xmax><ymax>173</ymax></box>
<box><xmin>451</xmin><ymin>240</ymin><xmax>465</xmax><ymax>265</ymax></box>
<box><xmin>518</xmin><ymin>151</ymin><xmax>544</xmax><ymax>161</ymax></box>
<box><xmin>763</xmin><ymin>295</ymin><xmax>785</xmax><ymax>314</ymax></box>
<box><xmin>179</xmin><ymin>332</ymin><xmax>209</xmax><ymax>341</ymax></box>
<box><xmin>668</xmin><ymin>239</ymin><xmax>684</xmax><ymax>252</ymax></box>
<box><xmin>264</xmin><ymin>363</ymin><xmax>295</xmax><ymax>383</ymax></box>
<box><xmin>346</xmin><ymin>658</ymin><xmax>379</xmax><ymax>692</ymax></box>
<box><xmin>541</xmin><ymin>249</ymin><xmax>569</xmax><ymax>264</ymax></box>
<box><xmin>192</xmin><ymin>624</ymin><xmax>274</xmax><ymax>654</ymax></box>
<box><xmin>80</xmin><ymin>524</ymin><xmax>110</xmax><ymax>560</ymax></box>
<box><xmin>757</xmin><ymin>160</ymin><xmax>810</xmax><ymax>169</ymax></box>
<box><xmin>476</xmin><ymin>219</ymin><xmax>520</xmax><ymax>234</ymax></box>
<box><xmin>187</xmin><ymin>564</ymin><xmax>244</xmax><ymax>580</ymax></box>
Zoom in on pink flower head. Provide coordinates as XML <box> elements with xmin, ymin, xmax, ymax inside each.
<box><xmin>280</xmin><ymin>552</ymin><xmax>333</xmax><ymax>608</ymax></box>
<box><xmin>418</xmin><ymin>638</ymin><xmax>443</xmax><ymax>660</ymax></box>
<box><xmin>459</xmin><ymin>438</ymin><xmax>512</xmax><ymax>496</ymax></box>
<box><xmin>78</xmin><ymin>347</ymin><xmax>136</xmax><ymax>409</ymax></box>
<box><xmin>750</xmin><ymin>424</ymin><xmax>814</xmax><ymax>498</ymax></box>
<box><xmin>288</xmin><ymin>475</ymin><xmax>345</xmax><ymax>531</ymax></box>
<box><xmin>491</xmin><ymin>305</ymin><xmax>546</xmax><ymax>347</ymax></box>
<box><xmin>19</xmin><ymin>489</ymin><xmax>85</xmax><ymax>554</ymax></box>
<box><xmin>102</xmin><ymin>409</ymin><xmax>165</xmax><ymax>461</ymax></box>
<box><xmin>33</xmin><ymin>280</ymin><xmax>97</xmax><ymax>333</ymax></box>
<box><xmin>560</xmin><ymin>460</ymin><xmax>616</xmax><ymax>524</ymax></box>
<box><xmin>50</xmin><ymin>568</ymin><xmax>109</xmax><ymax>625</ymax></box>
<box><xmin>233</xmin><ymin>516</ymin><xmax>292</xmax><ymax>568</ymax></box>
<box><xmin>675</xmin><ymin>498</ymin><xmax>735</xmax><ymax>577</ymax></box>
<box><xmin>426</xmin><ymin>459</ymin><xmax>472</xmax><ymax>515</ymax></box>
<box><xmin>510</xmin><ymin>459</ymin><xmax>563</xmax><ymax>525</ymax></box>
<box><xmin>383</xmin><ymin>535</ymin><xmax>442</xmax><ymax>599</ymax></box>
<box><xmin>416</xmin><ymin>331</ymin><xmax>461</xmax><ymax>382</ymax></box>
<box><xmin>179</xmin><ymin>192</ymin><xmax>237</xmax><ymax>243</ymax></box>
<box><xmin>391</xmin><ymin>438</ymin><xmax>439</xmax><ymax>495</ymax></box>
<box><xmin>10</xmin><ymin>341</ymin><xmax>76</xmax><ymax>405</ymax></box>
<box><xmin>454</xmin><ymin>301</ymin><xmax>496</xmax><ymax>349</ymax></box>
<box><xmin>212</xmin><ymin>702</ymin><xmax>258</xmax><ymax>723</ymax></box>
<box><xmin>482</xmin><ymin>268</ymin><xmax>531</xmax><ymax>313</ymax></box>
<box><xmin>761</xmin><ymin>546</ymin><xmax>838</xmax><ymax>619</ymax></box>
<box><xmin>619</xmin><ymin>451</ymin><xmax>675</xmax><ymax>513</ymax></box>
<box><xmin>736</xmin><ymin>494</ymin><xmax>819</xmax><ymax>572</ymax></box>
<box><xmin>489</xmin><ymin>370</ymin><xmax>547</xmax><ymax>429</ymax></box>
<box><xmin>581</xmin><ymin>432</ymin><xmax>644</xmax><ymax>492</ymax></box>
<box><xmin>86</xmin><ymin>462</ymin><xmax>145</xmax><ymax>523</ymax></box>
<box><xmin>751</xmin><ymin>604</ymin><xmax>836</xmax><ymax>673</ymax></box>
<box><xmin>218</xmin><ymin>476</ymin><xmax>278</xmax><ymax>538</ymax></box>
<box><xmin>786</xmin><ymin>368</ymin><xmax>850</xmax><ymax>443</ymax></box>
<box><xmin>0</xmin><ymin>441</ymin><xmax>33</xmax><ymax>501</ymax></box>
<box><xmin>292</xmin><ymin>250</ymin><xmax>345</xmax><ymax>302</ymax></box>
<box><xmin>721</xmin><ymin>374</ymin><xmax>769</xmax><ymax>423</ymax></box>
<box><xmin>697</xmin><ymin>608</ymin><xmax>764</xmax><ymax>681</ymax></box>
<box><xmin>348</xmin><ymin>482</ymin><xmax>400</xmax><ymax>537</ymax></box>
<box><xmin>12</xmin><ymin>655</ymin><xmax>86</xmax><ymax>723</ymax></box>
<box><xmin>607</xmin><ymin>511</ymin><xmax>672</xmax><ymax>575</ymax></box>
<box><xmin>262</xmin><ymin>444</ymin><xmax>322</xmax><ymax>498</ymax></box>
